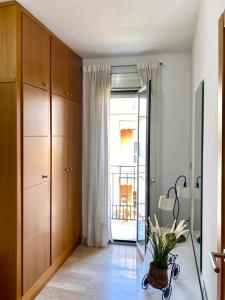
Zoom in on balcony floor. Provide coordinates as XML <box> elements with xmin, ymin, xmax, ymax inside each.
<box><xmin>111</xmin><ymin>219</ymin><xmax>136</xmax><ymax>241</ymax></box>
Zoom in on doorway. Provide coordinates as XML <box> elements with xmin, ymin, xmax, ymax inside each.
<box><xmin>136</xmin><ymin>84</ymin><xmax>151</xmax><ymax>256</ymax></box>
<box><xmin>109</xmin><ymin>93</ymin><xmax>138</xmax><ymax>242</ymax></box>
<box><xmin>109</xmin><ymin>84</ymin><xmax>152</xmax><ymax>247</ymax></box>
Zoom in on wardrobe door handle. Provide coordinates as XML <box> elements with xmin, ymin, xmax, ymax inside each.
<box><xmin>42</xmin><ymin>175</ymin><xmax>48</xmax><ymax>179</ymax></box>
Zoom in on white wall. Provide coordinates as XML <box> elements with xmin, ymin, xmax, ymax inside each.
<box><xmin>192</xmin><ymin>1</ymin><xmax>225</xmax><ymax>299</ymax></box>
<box><xmin>84</xmin><ymin>52</ymin><xmax>192</xmax><ymax>224</ymax></box>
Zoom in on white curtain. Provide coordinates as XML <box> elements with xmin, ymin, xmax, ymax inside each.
<box><xmin>137</xmin><ymin>62</ymin><xmax>161</xmax><ymax>89</ymax></box>
<box><xmin>137</xmin><ymin>62</ymin><xmax>161</xmax><ymax>219</ymax></box>
<box><xmin>82</xmin><ymin>65</ymin><xmax>111</xmax><ymax>247</ymax></box>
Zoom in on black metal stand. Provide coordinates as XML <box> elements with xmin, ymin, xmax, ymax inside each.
<box><xmin>141</xmin><ymin>254</ymin><xmax>180</xmax><ymax>300</ymax></box>
<box><xmin>167</xmin><ymin>175</ymin><xmax>189</xmax><ymax>243</ymax></box>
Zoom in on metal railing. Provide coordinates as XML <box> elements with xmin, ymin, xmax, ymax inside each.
<box><xmin>111</xmin><ymin>204</ymin><xmax>137</xmax><ymax>221</ymax></box>
<box><xmin>110</xmin><ymin>165</ymin><xmax>137</xmax><ymax>221</ymax></box>
<box><xmin>110</xmin><ymin>165</ymin><xmax>146</xmax><ymax>222</ymax></box>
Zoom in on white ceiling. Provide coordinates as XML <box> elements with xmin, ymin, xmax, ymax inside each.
<box><xmin>14</xmin><ymin>0</ymin><xmax>200</xmax><ymax>58</ymax></box>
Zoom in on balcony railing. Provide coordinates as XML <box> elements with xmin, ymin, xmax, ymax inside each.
<box><xmin>110</xmin><ymin>165</ymin><xmax>146</xmax><ymax>221</ymax></box>
<box><xmin>111</xmin><ymin>204</ymin><xmax>137</xmax><ymax>221</ymax></box>
<box><xmin>110</xmin><ymin>165</ymin><xmax>139</xmax><ymax>221</ymax></box>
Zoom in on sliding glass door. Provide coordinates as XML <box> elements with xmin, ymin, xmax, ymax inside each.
<box><xmin>137</xmin><ymin>83</ymin><xmax>151</xmax><ymax>256</ymax></box>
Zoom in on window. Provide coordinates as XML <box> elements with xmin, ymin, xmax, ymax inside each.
<box><xmin>111</xmin><ymin>65</ymin><xmax>140</xmax><ymax>91</ymax></box>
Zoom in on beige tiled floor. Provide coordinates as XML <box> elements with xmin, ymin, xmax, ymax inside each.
<box><xmin>36</xmin><ymin>244</ymin><xmax>143</xmax><ymax>300</ymax></box>
<box><xmin>36</xmin><ymin>240</ymin><xmax>202</xmax><ymax>300</ymax></box>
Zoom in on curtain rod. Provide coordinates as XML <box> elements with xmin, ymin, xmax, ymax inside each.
<box><xmin>111</xmin><ymin>62</ymin><xmax>163</xmax><ymax>67</ymax></box>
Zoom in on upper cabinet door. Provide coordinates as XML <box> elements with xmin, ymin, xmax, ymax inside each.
<box><xmin>52</xmin><ymin>94</ymin><xmax>68</xmax><ymax>137</ymax></box>
<box><xmin>23</xmin><ymin>83</ymin><xmax>50</xmax><ymax>137</ymax></box>
<box><xmin>22</xmin><ymin>14</ymin><xmax>50</xmax><ymax>90</ymax></box>
<box><xmin>51</xmin><ymin>38</ymin><xmax>68</xmax><ymax>98</ymax></box>
<box><xmin>68</xmin><ymin>52</ymin><xmax>82</xmax><ymax>102</ymax></box>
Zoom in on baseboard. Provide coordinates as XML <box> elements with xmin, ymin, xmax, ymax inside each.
<box><xmin>22</xmin><ymin>242</ymin><xmax>80</xmax><ymax>300</ymax></box>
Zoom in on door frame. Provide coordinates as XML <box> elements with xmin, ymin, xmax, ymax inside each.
<box><xmin>146</xmin><ymin>81</ymin><xmax>151</xmax><ymax>227</ymax></box>
<box><xmin>218</xmin><ymin>11</ymin><xmax>225</xmax><ymax>300</ymax></box>
<box><xmin>136</xmin><ymin>82</ymin><xmax>151</xmax><ymax>256</ymax></box>
<box><xmin>109</xmin><ymin>90</ymin><xmax>139</xmax><ymax>243</ymax></box>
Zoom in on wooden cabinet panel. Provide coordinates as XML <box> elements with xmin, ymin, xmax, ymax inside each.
<box><xmin>23</xmin><ymin>14</ymin><xmax>50</xmax><ymax>90</ymax></box>
<box><xmin>23</xmin><ymin>181</ymin><xmax>50</xmax><ymax>242</ymax></box>
<box><xmin>68</xmin><ymin>173</ymin><xmax>81</xmax><ymax>211</ymax></box>
<box><xmin>68</xmin><ymin>174</ymin><xmax>81</xmax><ymax>248</ymax></box>
<box><xmin>68</xmin><ymin>52</ymin><xmax>82</xmax><ymax>102</ymax></box>
<box><xmin>23</xmin><ymin>181</ymin><xmax>50</xmax><ymax>294</ymax></box>
<box><xmin>68</xmin><ymin>209</ymin><xmax>78</xmax><ymax>249</ymax></box>
<box><xmin>52</xmin><ymin>94</ymin><xmax>68</xmax><ymax>136</ymax></box>
<box><xmin>52</xmin><ymin>175</ymin><xmax>68</xmax><ymax>220</ymax></box>
<box><xmin>23</xmin><ymin>83</ymin><xmax>50</xmax><ymax>137</ymax></box>
<box><xmin>51</xmin><ymin>38</ymin><xmax>68</xmax><ymax>98</ymax></box>
<box><xmin>68</xmin><ymin>101</ymin><xmax>82</xmax><ymax>173</ymax></box>
<box><xmin>68</xmin><ymin>100</ymin><xmax>82</xmax><ymax>137</ymax></box>
<box><xmin>24</xmin><ymin>137</ymin><xmax>50</xmax><ymax>188</ymax></box>
<box><xmin>23</xmin><ymin>232</ymin><xmax>50</xmax><ymax>293</ymax></box>
<box><xmin>52</xmin><ymin>137</ymin><xmax>68</xmax><ymax>178</ymax></box>
<box><xmin>0</xmin><ymin>6</ymin><xmax>16</xmax><ymax>82</ymax></box>
<box><xmin>52</xmin><ymin>91</ymin><xmax>69</xmax><ymax>261</ymax></box>
<box><xmin>67</xmin><ymin>99</ymin><xmax>82</xmax><ymax>249</ymax></box>
<box><xmin>68</xmin><ymin>136</ymin><xmax>82</xmax><ymax>173</ymax></box>
<box><xmin>52</xmin><ymin>175</ymin><xmax>68</xmax><ymax>261</ymax></box>
<box><xmin>75</xmin><ymin>56</ymin><xmax>82</xmax><ymax>102</ymax></box>
<box><xmin>0</xmin><ymin>83</ymin><xmax>19</xmax><ymax>300</ymax></box>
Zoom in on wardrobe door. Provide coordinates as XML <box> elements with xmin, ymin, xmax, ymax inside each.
<box><xmin>23</xmin><ymin>83</ymin><xmax>50</xmax><ymax>136</ymax></box>
<box><xmin>23</xmin><ymin>83</ymin><xmax>50</xmax><ymax>294</ymax></box>
<box><xmin>22</xmin><ymin>14</ymin><xmax>50</xmax><ymax>90</ymax></box>
<box><xmin>68</xmin><ymin>52</ymin><xmax>82</xmax><ymax>102</ymax></box>
<box><xmin>52</xmin><ymin>174</ymin><xmax>68</xmax><ymax>261</ymax></box>
<box><xmin>52</xmin><ymin>94</ymin><xmax>69</xmax><ymax>261</ymax></box>
<box><xmin>23</xmin><ymin>183</ymin><xmax>50</xmax><ymax>293</ymax></box>
<box><xmin>68</xmin><ymin>100</ymin><xmax>82</xmax><ymax>248</ymax></box>
<box><xmin>51</xmin><ymin>38</ymin><xmax>68</xmax><ymax>98</ymax></box>
<box><xmin>24</xmin><ymin>136</ymin><xmax>50</xmax><ymax>188</ymax></box>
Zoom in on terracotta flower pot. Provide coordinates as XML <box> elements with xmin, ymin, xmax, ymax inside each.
<box><xmin>147</xmin><ymin>262</ymin><xmax>168</xmax><ymax>289</ymax></box>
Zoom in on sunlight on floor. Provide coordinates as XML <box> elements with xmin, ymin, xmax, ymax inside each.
<box><xmin>36</xmin><ymin>244</ymin><xmax>143</xmax><ymax>300</ymax></box>
<box><xmin>111</xmin><ymin>220</ymin><xmax>136</xmax><ymax>241</ymax></box>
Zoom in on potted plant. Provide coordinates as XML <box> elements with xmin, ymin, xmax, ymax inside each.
<box><xmin>146</xmin><ymin>215</ymin><xmax>188</xmax><ymax>290</ymax></box>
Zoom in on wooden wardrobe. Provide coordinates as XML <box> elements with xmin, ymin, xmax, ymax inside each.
<box><xmin>0</xmin><ymin>1</ymin><xmax>82</xmax><ymax>300</ymax></box>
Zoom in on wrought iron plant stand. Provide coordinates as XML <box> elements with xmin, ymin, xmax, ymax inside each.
<box><xmin>141</xmin><ymin>253</ymin><xmax>180</xmax><ymax>300</ymax></box>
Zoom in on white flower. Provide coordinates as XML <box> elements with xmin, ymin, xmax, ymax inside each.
<box><xmin>154</xmin><ymin>214</ymin><xmax>160</xmax><ymax>231</ymax></box>
<box><xmin>170</xmin><ymin>220</ymin><xmax>176</xmax><ymax>233</ymax></box>
<box><xmin>175</xmin><ymin>220</ymin><xmax>185</xmax><ymax>232</ymax></box>
<box><xmin>148</xmin><ymin>216</ymin><xmax>154</xmax><ymax>228</ymax></box>
<box><xmin>145</xmin><ymin>216</ymin><xmax>156</xmax><ymax>232</ymax></box>
<box><xmin>174</xmin><ymin>219</ymin><xmax>188</xmax><ymax>239</ymax></box>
